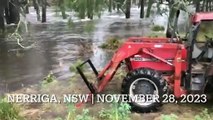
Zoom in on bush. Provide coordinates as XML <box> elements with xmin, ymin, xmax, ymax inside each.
<box><xmin>0</xmin><ymin>98</ymin><xmax>23</xmax><ymax>120</ymax></box>
<box><xmin>99</xmin><ymin>102</ymin><xmax>131</xmax><ymax>120</ymax></box>
<box><xmin>151</xmin><ymin>25</ymin><xmax>165</xmax><ymax>31</ymax></box>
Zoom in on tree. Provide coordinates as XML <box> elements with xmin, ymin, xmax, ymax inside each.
<box><xmin>125</xmin><ymin>0</ymin><xmax>131</xmax><ymax>18</ymax></box>
<box><xmin>140</xmin><ymin>0</ymin><xmax>145</xmax><ymax>18</ymax></box>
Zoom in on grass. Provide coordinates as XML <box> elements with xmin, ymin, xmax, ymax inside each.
<box><xmin>0</xmin><ymin>98</ymin><xmax>23</xmax><ymax>120</ymax></box>
<box><xmin>99</xmin><ymin>37</ymin><xmax>123</xmax><ymax>50</ymax></box>
<box><xmin>84</xmin><ymin>22</ymin><xmax>95</xmax><ymax>34</ymax></box>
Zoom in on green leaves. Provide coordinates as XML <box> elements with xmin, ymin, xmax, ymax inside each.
<box><xmin>63</xmin><ymin>0</ymin><xmax>106</xmax><ymax>19</ymax></box>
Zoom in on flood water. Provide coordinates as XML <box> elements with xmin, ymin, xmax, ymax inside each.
<box><xmin>0</xmin><ymin>6</ymin><xmax>188</xmax><ymax>95</ymax></box>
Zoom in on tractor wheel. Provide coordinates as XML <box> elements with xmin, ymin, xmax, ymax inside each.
<box><xmin>121</xmin><ymin>68</ymin><xmax>168</xmax><ymax>112</ymax></box>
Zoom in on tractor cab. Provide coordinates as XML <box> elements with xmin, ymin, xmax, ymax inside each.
<box><xmin>185</xmin><ymin>12</ymin><xmax>213</xmax><ymax>92</ymax></box>
<box><xmin>191</xmin><ymin>13</ymin><xmax>213</xmax><ymax>61</ymax></box>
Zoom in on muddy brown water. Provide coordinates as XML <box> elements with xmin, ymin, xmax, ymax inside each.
<box><xmin>0</xmin><ymin>7</ymin><xmax>189</xmax><ymax>96</ymax></box>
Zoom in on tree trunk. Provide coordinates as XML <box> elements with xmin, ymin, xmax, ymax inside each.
<box><xmin>202</xmin><ymin>0</ymin><xmax>206</xmax><ymax>11</ymax></box>
<box><xmin>0</xmin><ymin>10</ymin><xmax>5</xmax><ymax>32</ymax></box>
<box><xmin>5</xmin><ymin>6</ymin><xmax>10</xmax><ymax>24</ymax></box>
<box><xmin>195</xmin><ymin>0</ymin><xmax>200</xmax><ymax>12</ymax></box>
<box><xmin>25</xmin><ymin>4</ymin><xmax>29</xmax><ymax>14</ymax></box>
<box><xmin>108</xmin><ymin>0</ymin><xmax>112</xmax><ymax>12</ymax></box>
<box><xmin>125</xmin><ymin>0</ymin><xmax>131</xmax><ymax>19</ymax></box>
<box><xmin>87</xmin><ymin>0</ymin><xmax>94</xmax><ymax>19</ymax></box>
<box><xmin>146</xmin><ymin>0</ymin><xmax>153</xmax><ymax>18</ymax></box>
<box><xmin>112</xmin><ymin>0</ymin><xmax>116</xmax><ymax>10</ymax></box>
<box><xmin>205</xmin><ymin>0</ymin><xmax>209</xmax><ymax>11</ymax></box>
<box><xmin>0</xmin><ymin>0</ymin><xmax>9</xmax><ymax>32</ymax></box>
<box><xmin>207</xmin><ymin>0</ymin><xmax>211</xmax><ymax>11</ymax></box>
<box><xmin>8</xmin><ymin>1</ymin><xmax>20</xmax><ymax>24</ymax></box>
<box><xmin>41</xmin><ymin>5</ymin><xmax>46</xmax><ymax>22</ymax></box>
<box><xmin>33</xmin><ymin>0</ymin><xmax>40</xmax><ymax>21</ymax></box>
<box><xmin>59</xmin><ymin>0</ymin><xmax>67</xmax><ymax>19</ymax></box>
<box><xmin>140</xmin><ymin>0</ymin><xmax>144</xmax><ymax>18</ymax></box>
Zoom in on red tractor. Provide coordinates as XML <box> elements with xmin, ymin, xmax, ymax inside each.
<box><xmin>76</xmin><ymin>11</ymin><xmax>213</xmax><ymax>112</ymax></box>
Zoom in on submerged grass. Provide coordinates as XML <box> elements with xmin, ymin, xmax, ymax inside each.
<box><xmin>99</xmin><ymin>37</ymin><xmax>123</xmax><ymax>50</ymax></box>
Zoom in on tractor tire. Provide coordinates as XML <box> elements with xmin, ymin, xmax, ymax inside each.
<box><xmin>121</xmin><ymin>68</ymin><xmax>168</xmax><ymax>112</ymax></box>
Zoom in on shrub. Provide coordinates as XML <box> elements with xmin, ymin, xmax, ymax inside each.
<box><xmin>99</xmin><ymin>102</ymin><xmax>131</xmax><ymax>120</ymax></box>
<box><xmin>151</xmin><ymin>25</ymin><xmax>165</xmax><ymax>31</ymax></box>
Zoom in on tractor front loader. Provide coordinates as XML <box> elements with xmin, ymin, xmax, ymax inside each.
<box><xmin>76</xmin><ymin>11</ymin><xmax>213</xmax><ymax>112</ymax></box>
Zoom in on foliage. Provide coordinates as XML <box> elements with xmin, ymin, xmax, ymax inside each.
<box><xmin>99</xmin><ymin>37</ymin><xmax>122</xmax><ymax>50</ymax></box>
<box><xmin>194</xmin><ymin>109</ymin><xmax>212</xmax><ymax>120</ymax></box>
<box><xmin>62</xmin><ymin>0</ymin><xmax>106</xmax><ymax>19</ymax></box>
<box><xmin>41</xmin><ymin>72</ymin><xmax>58</xmax><ymax>89</ymax></box>
<box><xmin>99</xmin><ymin>102</ymin><xmax>131</xmax><ymax>120</ymax></box>
<box><xmin>160</xmin><ymin>114</ymin><xmax>178</xmax><ymax>120</ymax></box>
<box><xmin>42</xmin><ymin>72</ymin><xmax>56</xmax><ymax>84</ymax></box>
<box><xmin>151</xmin><ymin>25</ymin><xmax>165</xmax><ymax>31</ymax></box>
<box><xmin>0</xmin><ymin>98</ymin><xmax>23</xmax><ymax>120</ymax></box>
